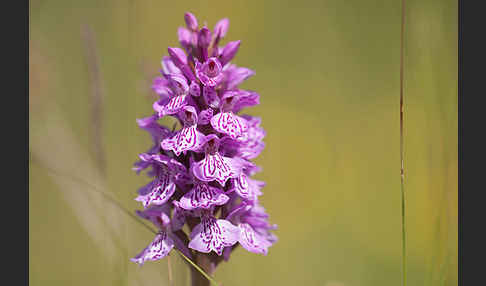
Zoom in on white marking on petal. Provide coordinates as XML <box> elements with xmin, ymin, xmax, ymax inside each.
<box><xmin>188</xmin><ymin>216</ymin><xmax>239</xmax><ymax>255</ymax></box>
<box><xmin>193</xmin><ymin>153</ymin><xmax>237</xmax><ymax>185</ymax></box>
<box><xmin>179</xmin><ymin>183</ymin><xmax>229</xmax><ymax>210</ymax></box>
<box><xmin>131</xmin><ymin>232</ymin><xmax>174</xmax><ymax>265</ymax></box>
<box><xmin>210</xmin><ymin>112</ymin><xmax>248</xmax><ymax>139</ymax></box>
<box><xmin>161</xmin><ymin>125</ymin><xmax>204</xmax><ymax>156</ymax></box>
<box><xmin>238</xmin><ymin>223</ymin><xmax>269</xmax><ymax>255</ymax></box>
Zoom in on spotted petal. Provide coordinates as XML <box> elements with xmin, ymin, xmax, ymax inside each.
<box><xmin>131</xmin><ymin>232</ymin><xmax>174</xmax><ymax>265</ymax></box>
<box><xmin>238</xmin><ymin>223</ymin><xmax>271</xmax><ymax>255</ymax></box>
<box><xmin>192</xmin><ymin>153</ymin><xmax>239</xmax><ymax>185</ymax></box>
<box><xmin>161</xmin><ymin>125</ymin><xmax>205</xmax><ymax>156</ymax></box>
<box><xmin>179</xmin><ymin>182</ymin><xmax>229</xmax><ymax>210</ymax></box>
<box><xmin>188</xmin><ymin>216</ymin><xmax>239</xmax><ymax>255</ymax></box>
<box><xmin>235</xmin><ymin>115</ymin><xmax>266</xmax><ymax>159</ymax></box>
<box><xmin>210</xmin><ymin>112</ymin><xmax>248</xmax><ymax>139</ymax></box>
<box><xmin>135</xmin><ymin>173</ymin><xmax>176</xmax><ymax>208</ymax></box>
<box><xmin>232</xmin><ymin>173</ymin><xmax>264</xmax><ymax>202</ymax></box>
<box><xmin>153</xmin><ymin>94</ymin><xmax>188</xmax><ymax>118</ymax></box>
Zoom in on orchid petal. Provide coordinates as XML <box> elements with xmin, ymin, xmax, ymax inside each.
<box><xmin>188</xmin><ymin>216</ymin><xmax>239</xmax><ymax>255</ymax></box>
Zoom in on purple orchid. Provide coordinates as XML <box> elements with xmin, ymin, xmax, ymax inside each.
<box><xmin>161</xmin><ymin>106</ymin><xmax>206</xmax><ymax>156</ymax></box>
<box><xmin>132</xmin><ymin>12</ymin><xmax>277</xmax><ymax>275</ymax></box>
<box><xmin>131</xmin><ymin>205</ymin><xmax>192</xmax><ymax>265</ymax></box>
<box><xmin>188</xmin><ymin>211</ymin><xmax>240</xmax><ymax>255</ymax></box>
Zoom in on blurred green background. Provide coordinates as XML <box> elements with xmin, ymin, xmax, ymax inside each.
<box><xmin>29</xmin><ymin>0</ymin><xmax>457</xmax><ymax>285</ymax></box>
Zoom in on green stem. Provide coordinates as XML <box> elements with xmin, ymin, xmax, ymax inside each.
<box><xmin>399</xmin><ymin>0</ymin><xmax>407</xmax><ymax>285</ymax></box>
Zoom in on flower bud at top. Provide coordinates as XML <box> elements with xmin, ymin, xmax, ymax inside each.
<box><xmin>184</xmin><ymin>12</ymin><xmax>198</xmax><ymax>31</ymax></box>
<box><xmin>178</xmin><ymin>27</ymin><xmax>192</xmax><ymax>50</ymax></box>
<box><xmin>214</xmin><ymin>18</ymin><xmax>229</xmax><ymax>39</ymax></box>
<box><xmin>197</xmin><ymin>27</ymin><xmax>211</xmax><ymax>61</ymax></box>
<box><xmin>198</xmin><ymin>27</ymin><xmax>212</xmax><ymax>49</ymax></box>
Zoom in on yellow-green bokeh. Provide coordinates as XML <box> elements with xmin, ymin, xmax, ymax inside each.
<box><xmin>29</xmin><ymin>0</ymin><xmax>457</xmax><ymax>285</ymax></box>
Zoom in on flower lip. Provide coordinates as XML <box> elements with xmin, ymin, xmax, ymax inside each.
<box><xmin>196</xmin><ymin>58</ymin><xmax>224</xmax><ymax>87</ymax></box>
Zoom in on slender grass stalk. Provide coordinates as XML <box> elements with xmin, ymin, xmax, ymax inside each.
<box><xmin>40</xmin><ymin>165</ymin><xmax>221</xmax><ymax>286</ymax></box>
<box><xmin>399</xmin><ymin>0</ymin><xmax>407</xmax><ymax>285</ymax></box>
<box><xmin>167</xmin><ymin>253</ymin><xmax>173</xmax><ymax>286</ymax></box>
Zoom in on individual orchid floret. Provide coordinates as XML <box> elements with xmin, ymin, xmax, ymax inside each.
<box><xmin>231</xmin><ymin>172</ymin><xmax>264</xmax><ymax>202</ymax></box>
<box><xmin>191</xmin><ymin>135</ymin><xmax>241</xmax><ymax>185</ymax></box>
<box><xmin>161</xmin><ymin>106</ymin><xmax>205</xmax><ymax>156</ymax></box>
<box><xmin>131</xmin><ymin>231</ymin><xmax>174</xmax><ymax>265</ymax></box>
<box><xmin>195</xmin><ymin>57</ymin><xmax>224</xmax><ymax>87</ymax></box>
<box><xmin>227</xmin><ymin>203</ymin><xmax>277</xmax><ymax>255</ymax></box>
<box><xmin>188</xmin><ymin>211</ymin><xmax>240</xmax><ymax>255</ymax></box>
<box><xmin>134</xmin><ymin>154</ymin><xmax>189</xmax><ymax>208</ymax></box>
<box><xmin>131</xmin><ymin>205</ymin><xmax>191</xmax><ymax>265</ymax></box>
<box><xmin>166</xmin><ymin>73</ymin><xmax>189</xmax><ymax>95</ymax></box>
<box><xmin>210</xmin><ymin>93</ymin><xmax>249</xmax><ymax>139</ymax></box>
<box><xmin>152</xmin><ymin>73</ymin><xmax>191</xmax><ymax>117</ymax></box>
<box><xmin>235</xmin><ymin>115</ymin><xmax>266</xmax><ymax>160</ymax></box>
<box><xmin>238</xmin><ymin>222</ymin><xmax>273</xmax><ymax>255</ymax></box>
<box><xmin>153</xmin><ymin>94</ymin><xmax>187</xmax><ymax>118</ymax></box>
<box><xmin>179</xmin><ymin>180</ymin><xmax>229</xmax><ymax>210</ymax></box>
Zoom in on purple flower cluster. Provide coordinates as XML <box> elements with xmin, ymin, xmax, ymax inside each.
<box><xmin>131</xmin><ymin>12</ymin><xmax>277</xmax><ymax>266</ymax></box>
